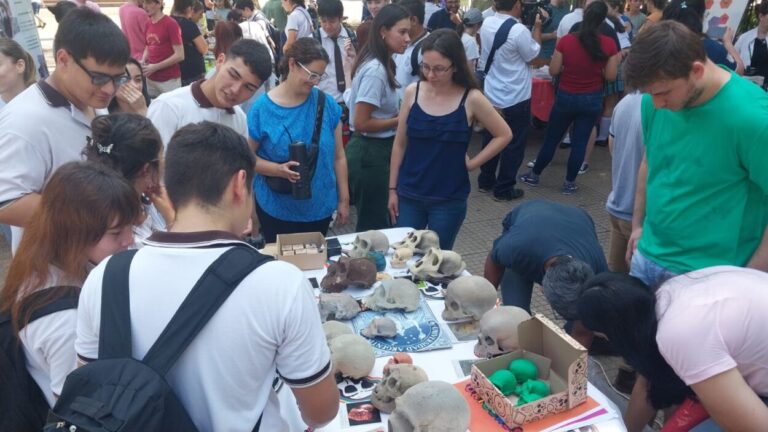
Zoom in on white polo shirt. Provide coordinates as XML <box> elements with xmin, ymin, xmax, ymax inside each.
<box><xmin>479</xmin><ymin>13</ymin><xmax>540</xmax><ymax>108</ymax></box>
<box><xmin>0</xmin><ymin>80</ymin><xmax>106</xmax><ymax>253</ymax></box>
<box><xmin>557</xmin><ymin>8</ymin><xmax>583</xmax><ymax>38</ymax></box>
<box><xmin>146</xmin><ymin>80</ymin><xmax>248</xmax><ymax>145</ymax></box>
<box><xmin>76</xmin><ymin>231</ymin><xmax>332</xmax><ymax>432</ymax></box>
<box><xmin>393</xmin><ymin>30</ymin><xmax>430</xmax><ymax>100</ymax></box>
<box><xmin>317</xmin><ymin>26</ymin><xmax>356</xmax><ymax>103</ymax></box>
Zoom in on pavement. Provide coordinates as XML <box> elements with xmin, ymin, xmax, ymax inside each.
<box><xmin>0</xmin><ymin>6</ymin><xmax>641</xmax><ymax>427</ymax></box>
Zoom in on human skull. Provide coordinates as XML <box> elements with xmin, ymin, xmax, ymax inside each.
<box><xmin>361</xmin><ymin>317</ymin><xmax>398</xmax><ymax>338</ymax></box>
<box><xmin>321</xmin><ymin>257</ymin><xmax>377</xmax><ymax>293</ymax></box>
<box><xmin>442</xmin><ymin>276</ymin><xmax>498</xmax><ymax>322</ymax></box>
<box><xmin>388</xmin><ymin>381</ymin><xmax>470</xmax><ymax>432</ymax></box>
<box><xmin>474</xmin><ymin>306</ymin><xmax>531</xmax><ymax>358</ymax></box>
<box><xmin>390</xmin><ymin>247</ymin><xmax>414</xmax><ymax>269</ymax></box>
<box><xmin>319</xmin><ymin>293</ymin><xmax>361</xmax><ymax>322</ymax></box>
<box><xmin>391</xmin><ymin>230</ymin><xmax>440</xmax><ymax>254</ymax></box>
<box><xmin>323</xmin><ymin>320</ymin><xmax>353</xmax><ymax>344</ymax></box>
<box><xmin>349</xmin><ymin>230</ymin><xmax>390</xmax><ymax>258</ymax></box>
<box><xmin>371</xmin><ymin>364</ymin><xmax>429</xmax><ymax>413</ymax></box>
<box><xmin>329</xmin><ymin>334</ymin><xmax>375</xmax><ymax>379</ymax></box>
<box><xmin>363</xmin><ymin>279</ymin><xmax>420</xmax><ymax>312</ymax></box>
<box><xmin>408</xmin><ymin>248</ymin><xmax>466</xmax><ymax>281</ymax></box>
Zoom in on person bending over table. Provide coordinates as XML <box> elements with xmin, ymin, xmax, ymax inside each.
<box><xmin>577</xmin><ymin>268</ymin><xmax>768</xmax><ymax>432</ymax></box>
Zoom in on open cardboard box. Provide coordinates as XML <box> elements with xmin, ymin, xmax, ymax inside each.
<box><xmin>470</xmin><ymin>314</ymin><xmax>588</xmax><ymax>428</ymax></box>
<box><xmin>276</xmin><ymin>232</ymin><xmax>327</xmax><ymax>270</ymax></box>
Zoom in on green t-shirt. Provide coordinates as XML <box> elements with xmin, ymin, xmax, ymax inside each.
<box><xmin>263</xmin><ymin>0</ymin><xmax>287</xmax><ymax>32</ymax></box>
<box><xmin>639</xmin><ymin>71</ymin><xmax>768</xmax><ymax>273</ymax></box>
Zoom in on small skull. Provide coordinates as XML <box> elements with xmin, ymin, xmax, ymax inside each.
<box><xmin>319</xmin><ymin>293</ymin><xmax>361</xmax><ymax>322</ymax></box>
<box><xmin>363</xmin><ymin>279</ymin><xmax>420</xmax><ymax>312</ymax></box>
<box><xmin>329</xmin><ymin>334</ymin><xmax>375</xmax><ymax>379</ymax></box>
<box><xmin>442</xmin><ymin>276</ymin><xmax>498</xmax><ymax>322</ymax></box>
<box><xmin>349</xmin><ymin>230</ymin><xmax>390</xmax><ymax>258</ymax></box>
<box><xmin>408</xmin><ymin>247</ymin><xmax>466</xmax><ymax>281</ymax></box>
<box><xmin>474</xmin><ymin>306</ymin><xmax>531</xmax><ymax>358</ymax></box>
<box><xmin>323</xmin><ymin>320</ymin><xmax>353</xmax><ymax>344</ymax></box>
<box><xmin>391</xmin><ymin>230</ymin><xmax>440</xmax><ymax>254</ymax></box>
<box><xmin>321</xmin><ymin>257</ymin><xmax>377</xmax><ymax>293</ymax></box>
<box><xmin>371</xmin><ymin>364</ymin><xmax>429</xmax><ymax>413</ymax></box>
<box><xmin>390</xmin><ymin>247</ymin><xmax>414</xmax><ymax>269</ymax></box>
<box><xmin>361</xmin><ymin>317</ymin><xmax>398</xmax><ymax>338</ymax></box>
<box><xmin>388</xmin><ymin>381</ymin><xmax>470</xmax><ymax>432</ymax></box>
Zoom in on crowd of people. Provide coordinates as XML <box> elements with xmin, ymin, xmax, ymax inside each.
<box><xmin>0</xmin><ymin>0</ymin><xmax>768</xmax><ymax>430</ymax></box>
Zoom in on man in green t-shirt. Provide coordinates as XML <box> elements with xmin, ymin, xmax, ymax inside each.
<box><xmin>623</xmin><ymin>21</ymin><xmax>768</xmax><ymax>289</ymax></box>
<box><xmin>262</xmin><ymin>0</ymin><xmax>287</xmax><ymax>32</ymax></box>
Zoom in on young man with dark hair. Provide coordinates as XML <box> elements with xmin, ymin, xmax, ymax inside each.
<box><xmin>142</xmin><ymin>0</ymin><xmax>185</xmax><ymax>97</ymax></box>
<box><xmin>427</xmin><ymin>0</ymin><xmax>461</xmax><ymax>30</ymax></box>
<box><xmin>235</xmin><ymin>0</ymin><xmax>278</xmax><ymax>95</ymax></box>
<box><xmin>0</xmin><ymin>8</ymin><xmax>130</xmax><ymax>253</ymax></box>
<box><xmin>394</xmin><ymin>0</ymin><xmax>428</xmax><ymax>99</ymax></box>
<box><xmin>147</xmin><ymin>38</ymin><xmax>272</xmax><ymax>144</ymax></box>
<box><xmin>75</xmin><ymin>121</ymin><xmax>340</xmax><ymax>431</ymax></box>
<box><xmin>624</xmin><ymin>21</ymin><xmax>768</xmax><ymax>289</ymax></box>
<box><xmin>477</xmin><ymin>0</ymin><xmax>542</xmax><ymax>201</ymax></box>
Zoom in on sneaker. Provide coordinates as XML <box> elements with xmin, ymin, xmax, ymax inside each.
<box><xmin>578</xmin><ymin>163</ymin><xmax>589</xmax><ymax>175</ymax></box>
<box><xmin>493</xmin><ymin>188</ymin><xmax>525</xmax><ymax>201</ymax></box>
<box><xmin>477</xmin><ymin>185</ymin><xmax>493</xmax><ymax>194</ymax></box>
<box><xmin>526</xmin><ymin>159</ymin><xmax>536</xmax><ymax>168</ymax></box>
<box><xmin>519</xmin><ymin>172</ymin><xmax>540</xmax><ymax>187</ymax></box>
<box><xmin>559</xmin><ymin>141</ymin><xmax>571</xmax><ymax>149</ymax></box>
<box><xmin>562</xmin><ymin>181</ymin><xmax>579</xmax><ymax>195</ymax></box>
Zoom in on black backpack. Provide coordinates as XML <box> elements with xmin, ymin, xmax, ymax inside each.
<box><xmin>46</xmin><ymin>245</ymin><xmax>272</xmax><ymax>432</ymax></box>
<box><xmin>0</xmin><ymin>286</ymin><xmax>79</xmax><ymax>432</ymax></box>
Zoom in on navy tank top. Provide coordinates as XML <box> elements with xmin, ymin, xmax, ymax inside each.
<box><xmin>397</xmin><ymin>81</ymin><xmax>473</xmax><ymax>201</ymax></box>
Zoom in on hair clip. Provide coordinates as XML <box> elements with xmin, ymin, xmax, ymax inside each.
<box><xmin>681</xmin><ymin>1</ymin><xmax>687</xmax><ymax>8</ymax></box>
<box><xmin>97</xmin><ymin>143</ymin><xmax>113</xmax><ymax>155</ymax></box>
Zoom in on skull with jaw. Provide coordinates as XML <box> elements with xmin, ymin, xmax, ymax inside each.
<box><xmin>408</xmin><ymin>247</ymin><xmax>466</xmax><ymax>281</ymax></box>
<box><xmin>388</xmin><ymin>381</ymin><xmax>470</xmax><ymax>432</ymax></box>
<box><xmin>442</xmin><ymin>276</ymin><xmax>498</xmax><ymax>322</ymax></box>
<box><xmin>361</xmin><ymin>317</ymin><xmax>398</xmax><ymax>338</ymax></box>
<box><xmin>473</xmin><ymin>306</ymin><xmax>531</xmax><ymax>358</ymax></box>
<box><xmin>349</xmin><ymin>230</ymin><xmax>390</xmax><ymax>258</ymax></box>
<box><xmin>390</xmin><ymin>247</ymin><xmax>414</xmax><ymax>269</ymax></box>
<box><xmin>319</xmin><ymin>293</ymin><xmax>361</xmax><ymax>322</ymax></box>
<box><xmin>363</xmin><ymin>279</ymin><xmax>420</xmax><ymax>312</ymax></box>
<box><xmin>371</xmin><ymin>364</ymin><xmax>429</xmax><ymax>413</ymax></box>
<box><xmin>321</xmin><ymin>257</ymin><xmax>377</xmax><ymax>293</ymax></box>
<box><xmin>329</xmin><ymin>334</ymin><xmax>375</xmax><ymax>379</ymax></box>
<box><xmin>391</xmin><ymin>230</ymin><xmax>440</xmax><ymax>254</ymax></box>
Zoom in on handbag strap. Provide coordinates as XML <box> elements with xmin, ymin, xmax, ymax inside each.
<box><xmin>484</xmin><ymin>17</ymin><xmax>518</xmax><ymax>75</ymax></box>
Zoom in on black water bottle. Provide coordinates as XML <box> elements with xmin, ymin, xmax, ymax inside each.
<box><xmin>289</xmin><ymin>141</ymin><xmax>311</xmax><ymax>200</ymax></box>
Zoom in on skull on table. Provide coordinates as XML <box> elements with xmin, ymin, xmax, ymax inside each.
<box><xmin>408</xmin><ymin>247</ymin><xmax>466</xmax><ymax>281</ymax></box>
<box><xmin>474</xmin><ymin>306</ymin><xmax>531</xmax><ymax>358</ymax></box>
<box><xmin>391</xmin><ymin>230</ymin><xmax>440</xmax><ymax>254</ymax></box>
<box><xmin>349</xmin><ymin>230</ymin><xmax>390</xmax><ymax>258</ymax></box>
<box><xmin>390</xmin><ymin>247</ymin><xmax>414</xmax><ymax>269</ymax></box>
<box><xmin>319</xmin><ymin>293</ymin><xmax>361</xmax><ymax>322</ymax></box>
<box><xmin>442</xmin><ymin>276</ymin><xmax>498</xmax><ymax>322</ymax></box>
<box><xmin>361</xmin><ymin>317</ymin><xmax>398</xmax><ymax>338</ymax></box>
<box><xmin>323</xmin><ymin>320</ymin><xmax>353</xmax><ymax>344</ymax></box>
<box><xmin>329</xmin><ymin>334</ymin><xmax>375</xmax><ymax>379</ymax></box>
<box><xmin>387</xmin><ymin>381</ymin><xmax>470</xmax><ymax>432</ymax></box>
<box><xmin>321</xmin><ymin>257</ymin><xmax>377</xmax><ymax>293</ymax></box>
<box><xmin>363</xmin><ymin>279</ymin><xmax>420</xmax><ymax>312</ymax></box>
<box><xmin>371</xmin><ymin>364</ymin><xmax>429</xmax><ymax>413</ymax></box>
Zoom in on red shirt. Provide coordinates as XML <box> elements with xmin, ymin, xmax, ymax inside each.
<box><xmin>145</xmin><ymin>15</ymin><xmax>183</xmax><ymax>82</ymax></box>
<box><xmin>556</xmin><ymin>33</ymin><xmax>618</xmax><ymax>93</ymax></box>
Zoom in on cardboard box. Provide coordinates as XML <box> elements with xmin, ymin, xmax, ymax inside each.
<box><xmin>276</xmin><ymin>232</ymin><xmax>327</xmax><ymax>270</ymax></box>
<box><xmin>470</xmin><ymin>314</ymin><xmax>588</xmax><ymax>428</ymax></box>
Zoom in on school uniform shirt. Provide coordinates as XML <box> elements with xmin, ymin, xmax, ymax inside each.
<box><xmin>76</xmin><ymin>232</ymin><xmax>331</xmax><ymax>432</ymax></box>
<box><xmin>0</xmin><ymin>81</ymin><xmax>107</xmax><ymax>254</ymax></box>
<box><xmin>461</xmin><ymin>32</ymin><xmax>480</xmax><ymax>65</ymax></box>
<box><xmin>556</xmin><ymin>8</ymin><xmax>582</xmax><ymax>38</ymax></box>
<box><xmin>317</xmin><ymin>26</ymin><xmax>355</xmax><ymax>102</ymax></box>
<box><xmin>285</xmin><ymin>6</ymin><xmax>313</xmax><ymax>39</ymax></box>
<box><xmin>145</xmin><ymin>15</ymin><xmax>183</xmax><ymax>82</ymax></box>
<box><xmin>347</xmin><ymin>59</ymin><xmax>399</xmax><ymax>138</ymax></box>
<box><xmin>393</xmin><ymin>31</ymin><xmax>429</xmax><ymax>100</ymax></box>
<box><xmin>479</xmin><ymin>13</ymin><xmax>540</xmax><ymax>108</ymax></box>
<box><xmin>146</xmin><ymin>79</ymin><xmax>247</xmax><ymax>146</ymax></box>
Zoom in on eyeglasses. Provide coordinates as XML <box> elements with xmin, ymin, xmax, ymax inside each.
<box><xmin>70</xmin><ymin>53</ymin><xmax>130</xmax><ymax>89</ymax></box>
<box><xmin>420</xmin><ymin>62</ymin><xmax>453</xmax><ymax>76</ymax></box>
<box><xmin>297</xmin><ymin>61</ymin><xmax>328</xmax><ymax>82</ymax></box>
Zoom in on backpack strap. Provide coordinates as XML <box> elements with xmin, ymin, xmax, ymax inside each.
<box><xmin>0</xmin><ymin>286</ymin><xmax>81</xmax><ymax>329</ymax></box>
<box><xmin>305</xmin><ymin>90</ymin><xmax>326</xmax><ymax>183</ymax></box>
<box><xmin>99</xmin><ymin>249</ymin><xmax>139</xmax><ymax>359</ymax></box>
<box><xmin>141</xmin><ymin>245</ymin><xmax>273</xmax><ymax>376</ymax></box>
<box><xmin>483</xmin><ymin>17</ymin><xmax>518</xmax><ymax>75</ymax></box>
<box><xmin>409</xmin><ymin>31</ymin><xmax>430</xmax><ymax>77</ymax></box>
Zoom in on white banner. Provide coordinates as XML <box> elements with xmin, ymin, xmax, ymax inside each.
<box><xmin>703</xmin><ymin>0</ymin><xmax>751</xmax><ymax>39</ymax></box>
<box><xmin>0</xmin><ymin>0</ymin><xmax>49</xmax><ymax>78</ymax></box>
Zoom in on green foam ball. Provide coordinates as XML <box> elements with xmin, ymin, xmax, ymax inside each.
<box><xmin>489</xmin><ymin>369</ymin><xmax>517</xmax><ymax>396</ymax></box>
<box><xmin>508</xmin><ymin>358</ymin><xmax>538</xmax><ymax>383</ymax></box>
<box><xmin>520</xmin><ymin>379</ymin><xmax>550</xmax><ymax>397</ymax></box>
<box><xmin>515</xmin><ymin>391</ymin><xmax>545</xmax><ymax>407</ymax></box>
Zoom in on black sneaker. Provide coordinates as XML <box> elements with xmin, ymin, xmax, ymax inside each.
<box><xmin>493</xmin><ymin>188</ymin><xmax>525</xmax><ymax>201</ymax></box>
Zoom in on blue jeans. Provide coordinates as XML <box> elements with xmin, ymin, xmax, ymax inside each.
<box><xmin>478</xmin><ymin>98</ymin><xmax>531</xmax><ymax>194</ymax></box>
<box><xmin>499</xmin><ymin>268</ymin><xmax>534</xmax><ymax>313</ymax></box>
<box><xmin>629</xmin><ymin>250</ymin><xmax>679</xmax><ymax>291</ymax></box>
<box><xmin>532</xmin><ymin>91</ymin><xmax>602</xmax><ymax>182</ymax></box>
<box><xmin>395</xmin><ymin>195</ymin><xmax>467</xmax><ymax>250</ymax></box>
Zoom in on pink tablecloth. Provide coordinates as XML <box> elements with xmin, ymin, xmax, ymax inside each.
<box><xmin>531</xmin><ymin>78</ymin><xmax>555</xmax><ymax>122</ymax></box>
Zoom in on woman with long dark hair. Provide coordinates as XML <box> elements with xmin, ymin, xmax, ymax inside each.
<box><xmin>345</xmin><ymin>3</ymin><xmax>410</xmax><ymax>231</ymax></box>
<box><xmin>388</xmin><ymin>29</ymin><xmax>510</xmax><ymax>249</ymax></box>
<box><xmin>519</xmin><ymin>1</ymin><xmax>619</xmax><ymax>195</ymax></box>
<box><xmin>0</xmin><ymin>162</ymin><xmax>139</xmax><ymax>410</ymax></box>
<box><xmin>578</xmin><ymin>269</ymin><xmax>768</xmax><ymax>431</ymax></box>
<box><xmin>108</xmin><ymin>58</ymin><xmax>151</xmax><ymax>115</ymax></box>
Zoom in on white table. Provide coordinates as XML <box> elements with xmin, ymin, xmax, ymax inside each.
<box><xmin>275</xmin><ymin>228</ymin><xmax>626</xmax><ymax>432</ymax></box>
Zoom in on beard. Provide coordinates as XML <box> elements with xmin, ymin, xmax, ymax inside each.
<box><xmin>682</xmin><ymin>79</ymin><xmax>705</xmax><ymax>109</ymax></box>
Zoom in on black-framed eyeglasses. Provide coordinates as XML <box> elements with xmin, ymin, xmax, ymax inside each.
<box><xmin>297</xmin><ymin>61</ymin><xmax>328</xmax><ymax>82</ymax></box>
<box><xmin>70</xmin><ymin>53</ymin><xmax>130</xmax><ymax>88</ymax></box>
